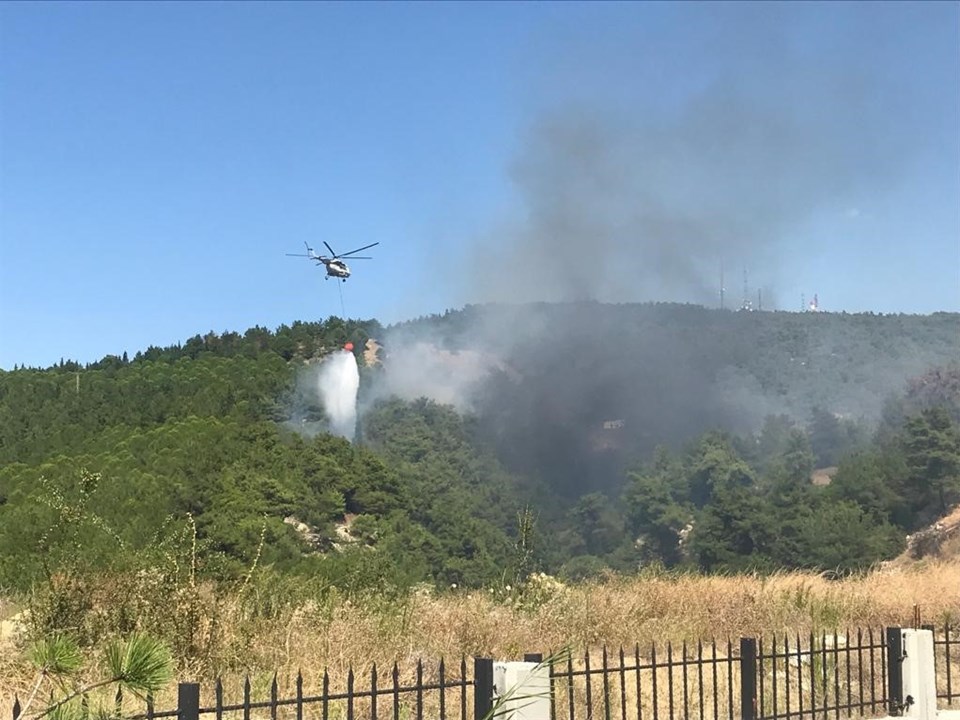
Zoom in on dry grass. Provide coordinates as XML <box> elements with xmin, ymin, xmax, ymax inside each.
<box><xmin>2</xmin><ymin>562</ymin><xmax>959</xmax><ymax>719</ymax></box>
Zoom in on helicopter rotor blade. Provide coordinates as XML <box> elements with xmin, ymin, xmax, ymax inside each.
<box><xmin>338</xmin><ymin>242</ymin><xmax>379</xmax><ymax>257</ymax></box>
<box><xmin>323</xmin><ymin>241</ymin><xmax>337</xmax><ymax>257</ymax></box>
<box><xmin>340</xmin><ymin>256</ymin><xmax>372</xmax><ymax>260</ymax></box>
<box><xmin>286</xmin><ymin>253</ymin><xmax>314</xmax><ymax>257</ymax></box>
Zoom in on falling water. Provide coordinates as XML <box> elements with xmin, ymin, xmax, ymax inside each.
<box><xmin>317</xmin><ymin>349</ymin><xmax>360</xmax><ymax>440</ymax></box>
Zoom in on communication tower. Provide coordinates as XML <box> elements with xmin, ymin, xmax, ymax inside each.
<box><xmin>719</xmin><ymin>261</ymin><xmax>726</xmax><ymax>310</ymax></box>
<box><xmin>739</xmin><ymin>267</ymin><xmax>753</xmax><ymax>311</ymax></box>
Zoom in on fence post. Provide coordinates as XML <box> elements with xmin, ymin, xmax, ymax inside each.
<box><xmin>475</xmin><ymin>658</ymin><xmax>494</xmax><ymax>720</ymax></box>
<box><xmin>900</xmin><ymin>628</ymin><xmax>938</xmax><ymax>720</ymax></box>
<box><xmin>178</xmin><ymin>683</ymin><xmax>200</xmax><ymax>720</ymax></box>
<box><xmin>887</xmin><ymin>627</ymin><xmax>904</xmax><ymax>716</ymax></box>
<box><xmin>740</xmin><ymin>638</ymin><xmax>757</xmax><ymax>720</ymax></box>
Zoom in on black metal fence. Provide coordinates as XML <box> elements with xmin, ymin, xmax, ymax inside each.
<box><xmin>752</xmin><ymin>628</ymin><xmax>890</xmax><ymax>720</ymax></box>
<box><xmin>932</xmin><ymin>624</ymin><xmax>959</xmax><ymax>707</ymax></box>
<box><xmin>547</xmin><ymin>640</ymin><xmax>741</xmax><ymax>720</ymax></box>
<box><xmin>146</xmin><ymin>659</ymin><xmax>480</xmax><ymax>720</ymax></box>
<box><xmin>10</xmin><ymin>625</ymin><xmax>960</xmax><ymax>720</ymax></box>
<box><xmin>12</xmin><ymin>659</ymin><xmax>481</xmax><ymax>720</ymax></box>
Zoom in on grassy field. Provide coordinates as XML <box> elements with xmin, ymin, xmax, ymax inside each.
<box><xmin>2</xmin><ymin>561</ymin><xmax>959</xmax><ymax>719</ymax></box>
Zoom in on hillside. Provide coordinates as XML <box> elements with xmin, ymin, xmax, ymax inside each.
<box><xmin>385</xmin><ymin>303</ymin><xmax>960</xmax><ymax>497</ymax></box>
<box><xmin>890</xmin><ymin>505</ymin><xmax>960</xmax><ymax>565</ymax></box>
<box><xmin>392</xmin><ymin>303</ymin><xmax>959</xmax><ymax>425</ymax></box>
<box><xmin>0</xmin><ymin>304</ymin><xmax>958</xmax><ymax>594</ymax></box>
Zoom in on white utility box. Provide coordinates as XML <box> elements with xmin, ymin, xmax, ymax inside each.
<box><xmin>492</xmin><ymin>661</ymin><xmax>551</xmax><ymax>720</ymax></box>
<box><xmin>900</xmin><ymin>629</ymin><xmax>938</xmax><ymax>720</ymax></box>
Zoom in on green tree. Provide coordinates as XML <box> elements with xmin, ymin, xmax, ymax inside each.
<box><xmin>684</xmin><ymin>435</ymin><xmax>775</xmax><ymax>572</ymax></box>
<box><xmin>567</xmin><ymin>492</ymin><xmax>623</xmax><ymax>558</ymax></box>
<box><xmin>901</xmin><ymin>407</ymin><xmax>960</xmax><ymax>521</ymax></box>
<box><xmin>623</xmin><ymin>456</ymin><xmax>689</xmax><ymax>566</ymax></box>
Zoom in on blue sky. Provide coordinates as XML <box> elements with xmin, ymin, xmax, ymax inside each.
<box><xmin>1</xmin><ymin>1</ymin><xmax>958</xmax><ymax>369</ymax></box>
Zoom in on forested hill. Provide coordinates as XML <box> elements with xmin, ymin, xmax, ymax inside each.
<box><xmin>1</xmin><ymin>304</ymin><xmax>959</xmax><ymax>592</ymax></box>
<box><xmin>392</xmin><ymin>302</ymin><xmax>959</xmax><ymax>427</ymax></box>
<box><xmin>387</xmin><ymin>303</ymin><xmax>959</xmax><ymax>498</ymax></box>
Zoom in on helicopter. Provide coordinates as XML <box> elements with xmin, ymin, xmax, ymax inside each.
<box><xmin>286</xmin><ymin>241</ymin><xmax>379</xmax><ymax>281</ymax></box>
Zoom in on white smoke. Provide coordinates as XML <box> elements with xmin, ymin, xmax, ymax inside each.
<box><xmin>318</xmin><ymin>349</ymin><xmax>360</xmax><ymax>440</ymax></box>
<box><xmin>379</xmin><ymin>341</ymin><xmax>499</xmax><ymax>411</ymax></box>
<box><xmin>358</xmin><ymin>330</ymin><xmax>516</xmax><ymax>416</ymax></box>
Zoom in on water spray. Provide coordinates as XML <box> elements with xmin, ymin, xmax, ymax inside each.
<box><xmin>317</xmin><ymin>342</ymin><xmax>359</xmax><ymax>440</ymax></box>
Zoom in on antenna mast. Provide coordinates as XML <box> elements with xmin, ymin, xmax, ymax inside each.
<box><xmin>719</xmin><ymin>260</ymin><xmax>725</xmax><ymax>310</ymax></box>
<box><xmin>740</xmin><ymin>267</ymin><xmax>753</xmax><ymax>311</ymax></box>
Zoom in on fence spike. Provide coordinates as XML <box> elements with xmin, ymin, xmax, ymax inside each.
<box><xmin>460</xmin><ymin>656</ymin><xmax>468</xmax><ymax>720</ymax></box>
<box><xmin>296</xmin><ymin>671</ymin><xmax>304</xmax><ymax>720</ymax></box>
<box><xmin>437</xmin><ymin>658</ymin><xmax>445</xmax><ymax>720</ymax></box>
<box><xmin>945</xmin><ymin>625</ymin><xmax>954</xmax><ymax>705</ymax></box>
<box><xmin>696</xmin><ymin>639</ymin><xmax>704</xmax><ymax>720</ymax></box>
<box><xmin>844</xmin><ymin>626</ymin><xmax>852</xmax><ymax>717</ymax></box>
<box><xmin>667</xmin><ymin>641</ymin><xmax>675</xmax><ymax>720</ymax></box>
<box><xmin>710</xmin><ymin>638</ymin><xmax>718</xmax><ymax>720</ymax></box>
<box><xmin>601</xmin><ymin>644</ymin><xmax>611</xmax><ymax>720</ymax></box>
<box><xmin>584</xmin><ymin>648</ymin><xmax>594</xmax><ymax>720</ymax></box>
<box><xmin>783</xmin><ymin>634</ymin><xmax>791</xmax><ymax>720</ymax></box>
<box><xmin>271</xmin><ymin>673</ymin><xmax>279</xmax><ymax>720</ymax></box>
<box><xmin>634</xmin><ymin>644</ymin><xmax>643</xmax><ymax>720</ymax></box>
<box><xmin>371</xmin><ymin>663</ymin><xmax>379</xmax><ymax>720</ymax></box>
<box><xmin>13</xmin><ymin>696</ymin><xmax>21</xmax><ymax>720</ymax></box>
<box><xmin>347</xmin><ymin>665</ymin><xmax>355</xmax><ymax>720</ymax></box>
<box><xmin>617</xmin><ymin>645</ymin><xmax>627</xmax><ymax>720</ymax></box>
<box><xmin>726</xmin><ymin>639</ymin><xmax>734</xmax><ymax>720</ymax></box>
<box><xmin>416</xmin><ymin>658</ymin><xmax>424</xmax><ymax>720</ymax></box>
<box><xmin>215</xmin><ymin>678</ymin><xmax>223</xmax><ymax>720</ymax></box>
<box><xmin>323</xmin><ymin>669</ymin><xmax>330</xmax><ymax>720</ymax></box>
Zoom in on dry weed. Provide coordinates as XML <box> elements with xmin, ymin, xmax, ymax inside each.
<box><xmin>2</xmin><ymin>562</ymin><xmax>958</xmax><ymax>718</ymax></box>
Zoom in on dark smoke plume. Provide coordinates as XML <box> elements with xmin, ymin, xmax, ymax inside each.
<box><xmin>373</xmin><ymin>4</ymin><xmax>958</xmax><ymax>499</ymax></box>
<box><xmin>464</xmin><ymin>3</ymin><xmax>930</xmax><ymax>307</ymax></box>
